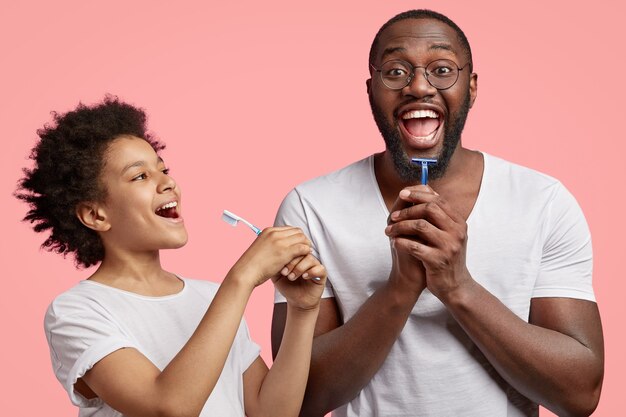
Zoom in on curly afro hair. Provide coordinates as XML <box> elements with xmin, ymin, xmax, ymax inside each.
<box><xmin>16</xmin><ymin>95</ymin><xmax>164</xmax><ymax>268</ymax></box>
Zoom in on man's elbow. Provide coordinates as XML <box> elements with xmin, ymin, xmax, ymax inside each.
<box><xmin>571</xmin><ymin>383</ymin><xmax>602</xmax><ymax>417</ymax></box>
<box><xmin>553</xmin><ymin>376</ymin><xmax>603</xmax><ymax>417</ymax></box>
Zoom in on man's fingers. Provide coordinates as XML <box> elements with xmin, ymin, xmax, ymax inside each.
<box><xmin>390</xmin><ymin>201</ymin><xmax>452</xmax><ymax>231</ymax></box>
<box><xmin>388</xmin><ymin>185</ymin><xmax>438</xmax><ymax>224</ymax></box>
<box><xmin>392</xmin><ymin>191</ymin><xmax>463</xmax><ymax>224</ymax></box>
<box><xmin>391</xmin><ymin>236</ymin><xmax>436</xmax><ymax>261</ymax></box>
<box><xmin>385</xmin><ymin>219</ymin><xmax>447</xmax><ymax>247</ymax></box>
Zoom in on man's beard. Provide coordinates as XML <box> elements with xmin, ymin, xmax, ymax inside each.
<box><xmin>369</xmin><ymin>92</ymin><xmax>471</xmax><ymax>183</ymax></box>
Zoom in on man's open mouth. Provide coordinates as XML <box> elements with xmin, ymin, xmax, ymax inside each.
<box><xmin>155</xmin><ymin>201</ymin><xmax>180</xmax><ymax>219</ymax></box>
<box><xmin>400</xmin><ymin>109</ymin><xmax>442</xmax><ymax>142</ymax></box>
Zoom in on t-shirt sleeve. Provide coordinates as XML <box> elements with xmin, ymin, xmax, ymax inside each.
<box><xmin>273</xmin><ymin>188</ymin><xmax>334</xmax><ymax>303</ymax></box>
<box><xmin>532</xmin><ymin>183</ymin><xmax>595</xmax><ymax>301</ymax></box>
<box><xmin>44</xmin><ymin>300</ymin><xmax>139</xmax><ymax>407</ymax></box>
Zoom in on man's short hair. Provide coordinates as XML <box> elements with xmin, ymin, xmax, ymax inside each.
<box><xmin>369</xmin><ymin>9</ymin><xmax>473</xmax><ymax>72</ymax></box>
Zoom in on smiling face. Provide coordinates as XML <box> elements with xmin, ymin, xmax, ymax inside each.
<box><xmin>92</xmin><ymin>136</ymin><xmax>188</xmax><ymax>256</ymax></box>
<box><xmin>368</xmin><ymin>18</ymin><xmax>477</xmax><ymax>182</ymax></box>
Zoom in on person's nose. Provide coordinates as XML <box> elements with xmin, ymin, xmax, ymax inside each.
<box><xmin>157</xmin><ymin>172</ymin><xmax>176</xmax><ymax>193</ymax></box>
<box><xmin>402</xmin><ymin>67</ymin><xmax>436</xmax><ymax>99</ymax></box>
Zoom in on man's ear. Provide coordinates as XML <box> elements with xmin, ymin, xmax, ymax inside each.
<box><xmin>469</xmin><ymin>72</ymin><xmax>478</xmax><ymax>108</ymax></box>
<box><xmin>75</xmin><ymin>202</ymin><xmax>110</xmax><ymax>232</ymax></box>
<box><xmin>366</xmin><ymin>78</ymin><xmax>372</xmax><ymax>95</ymax></box>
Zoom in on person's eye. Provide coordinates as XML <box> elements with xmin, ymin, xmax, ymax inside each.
<box><xmin>162</xmin><ymin>168</ymin><xmax>170</xmax><ymax>175</ymax></box>
<box><xmin>385</xmin><ymin>67</ymin><xmax>408</xmax><ymax>78</ymax></box>
<box><xmin>432</xmin><ymin>66</ymin><xmax>454</xmax><ymax>76</ymax></box>
<box><xmin>132</xmin><ymin>173</ymin><xmax>147</xmax><ymax>181</ymax></box>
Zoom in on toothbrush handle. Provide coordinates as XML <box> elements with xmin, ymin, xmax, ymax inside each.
<box><xmin>240</xmin><ymin>218</ymin><xmax>261</xmax><ymax>235</ymax></box>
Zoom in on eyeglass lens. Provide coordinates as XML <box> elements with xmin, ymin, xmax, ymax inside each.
<box><xmin>379</xmin><ymin>59</ymin><xmax>460</xmax><ymax>90</ymax></box>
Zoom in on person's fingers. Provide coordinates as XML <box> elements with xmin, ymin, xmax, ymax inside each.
<box><xmin>385</xmin><ymin>218</ymin><xmax>447</xmax><ymax>248</ymax></box>
<box><xmin>302</xmin><ymin>264</ymin><xmax>327</xmax><ymax>284</ymax></box>
<box><xmin>281</xmin><ymin>256</ymin><xmax>305</xmax><ymax>277</ymax></box>
<box><xmin>287</xmin><ymin>254</ymin><xmax>318</xmax><ymax>281</ymax></box>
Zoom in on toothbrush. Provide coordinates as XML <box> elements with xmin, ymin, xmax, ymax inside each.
<box><xmin>221</xmin><ymin>210</ymin><xmax>262</xmax><ymax>235</ymax></box>
<box><xmin>222</xmin><ymin>209</ymin><xmax>322</xmax><ymax>282</ymax></box>
<box><xmin>411</xmin><ymin>158</ymin><xmax>438</xmax><ymax>185</ymax></box>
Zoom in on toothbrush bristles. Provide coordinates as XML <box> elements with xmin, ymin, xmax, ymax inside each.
<box><xmin>222</xmin><ymin>210</ymin><xmax>260</xmax><ymax>235</ymax></box>
<box><xmin>221</xmin><ymin>213</ymin><xmax>238</xmax><ymax>226</ymax></box>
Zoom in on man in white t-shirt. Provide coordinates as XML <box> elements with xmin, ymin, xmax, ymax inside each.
<box><xmin>271</xmin><ymin>9</ymin><xmax>604</xmax><ymax>417</ymax></box>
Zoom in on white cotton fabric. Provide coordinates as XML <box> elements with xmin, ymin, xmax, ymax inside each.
<box><xmin>45</xmin><ymin>278</ymin><xmax>260</xmax><ymax>417</ymax></box>
<box><xmin>274</xmin><ymin>153</ymin><xmax>595</xmax><ymax>417</ymax></box>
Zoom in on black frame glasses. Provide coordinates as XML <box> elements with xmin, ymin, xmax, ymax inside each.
<box><xmin>370</xmin><ymin>59</ymin><xmax>469</xmax><ymax>91</ymax></box>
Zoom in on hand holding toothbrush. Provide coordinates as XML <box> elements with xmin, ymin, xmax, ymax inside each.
<box><xmin>225</xmin><ymin>225</ymin><xmax>312</xmax><ymax>288</ymax></box>
<box><xmin>222</xmin><ymin>210</ymin><xmax>327</xmax><ymax>308</ymax></box>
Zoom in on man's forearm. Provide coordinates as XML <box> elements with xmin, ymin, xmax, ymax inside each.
<box><xmin>443</xmin><ymin>280</ymin><xmax>604</xmax><ymax>417</ymax></box>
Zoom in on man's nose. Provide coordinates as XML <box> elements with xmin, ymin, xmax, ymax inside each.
<box><xmin>402</xmin><ymin>68</ymin><xmax>436</xmax><ymax>98</ymax></box>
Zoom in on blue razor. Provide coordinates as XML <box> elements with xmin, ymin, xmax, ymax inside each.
<box><xmin>411</xmin><ymin>158</ymin><xmax>438</xmax><ymax>185</ymax></box>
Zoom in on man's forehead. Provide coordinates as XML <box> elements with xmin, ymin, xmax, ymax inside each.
<box><xmin>384</xmin><ymin>32</ymin><xmax>451</xmax><ymax>42</ymax></box>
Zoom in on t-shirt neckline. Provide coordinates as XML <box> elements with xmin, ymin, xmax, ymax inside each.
<box><xmin>80</xmin><ymin>276</ymin><xmax>187</xmax><ymax>301</ymax></box>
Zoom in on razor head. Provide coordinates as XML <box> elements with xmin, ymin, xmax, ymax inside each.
<box><xmin>411</xmin><ymin>158</ymin><xmax>438</xmax><ymax>164</ymax></box>
<box><xmin>410</xmin><ymin>158</ymin><xmax>438</xmax><ymax>185</ymax></box>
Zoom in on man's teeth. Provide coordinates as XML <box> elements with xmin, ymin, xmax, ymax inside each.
<box><xmin>402</xmin><ymin>109</ymin><xmax>439</xmax><ymax>120</ymax></box>
<box><xmin>156</xmin><ymin>201</ymin><xmax>177</xmax><ymax>212</ymax></box>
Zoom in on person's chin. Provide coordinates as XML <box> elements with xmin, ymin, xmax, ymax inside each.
<box><xmin>161</xmin><ymin>228</ymin><xmax>189</xmax><ymax>250</ymax></box>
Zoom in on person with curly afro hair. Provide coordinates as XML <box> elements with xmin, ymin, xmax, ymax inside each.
<box><xmin>17</xmin><ymin>95</ymin><xmax>165</xmax><ymax>268</ymax></box>
<box><xmin>17</xmin><ymin>96</ymin><xmax>328</xmax><ymax>417</ymax></box>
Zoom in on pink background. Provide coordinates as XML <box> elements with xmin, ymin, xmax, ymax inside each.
<box><xmin>1</xmin><ymin>1</ymin><xmax>623</xmax><ymax>415</ymax></box>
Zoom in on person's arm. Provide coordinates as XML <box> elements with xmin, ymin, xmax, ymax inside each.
<box><xmin>81</xmin><ymin>227</ymin><xmax>311</xmax><ymax>417</ymax></box>
<box><xmin>445</xmin><ymin>286</ymin><xmax>603</xmax><ymax>417</ymax></box>
<box><xmin>386</xmin><ymin>186</ymin><xmax>604</xmax><ymax>417</ymax></box>
<box><xmin>244</xmin><ymin>255</ymin><xmax>327</xmax><ymax>417</ymax></box>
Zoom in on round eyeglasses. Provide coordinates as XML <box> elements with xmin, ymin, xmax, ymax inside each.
<box><xmin>370</xmin><ymin>59</ymin><xmax>469</xmax><ymax>91</ymax></box>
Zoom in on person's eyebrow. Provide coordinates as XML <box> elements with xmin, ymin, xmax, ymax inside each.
<box><xmin>429</xmin><ymin>43</ymin><xmax>455</xmax><ymax>53</ymax></box>
<box><xmin>121</xmin><ymin>157</ymin><xmax>164</xmax><ymax>175</ymax></box>
<box><xmin>121</xmin><ymin>161</ymin><xmax>144</xmax><ymax>175</ymax></box>
<box><xmin>381</xmin><ymin>47</ymin><xmax>407</xmax><ymax>61</ymax></box>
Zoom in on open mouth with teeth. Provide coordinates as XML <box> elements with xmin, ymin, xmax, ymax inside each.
<box><xmin>155</xmin><ymin>201</ymin><xmax>180</xmax><ymax>219</ymax></box>
<box><xmin>400</xmin><ymin>109</ymin><xmax>443</xmax><ymax>147</ymax></box>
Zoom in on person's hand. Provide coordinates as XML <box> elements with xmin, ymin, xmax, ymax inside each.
<box><xmin>385</xmin><ymin>187</ymin><xmax>428</xmax><ymax>296</ymax></box>
<box><xmin>385</xmin><ymin>186</ymin><xmax>473</xmax><ymax>302</ymax></box>
<box><xmin>273</xmin><ymin>254</ymin><xmax>327</xmax><ymax>311</ymax></box>
<box><xmin>228</xmin><ymin>227</ymin><xmax>312</xmax><ymax>289</ymax></box>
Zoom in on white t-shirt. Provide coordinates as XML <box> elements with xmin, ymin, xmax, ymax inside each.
<box><xmin>45</xmin><ymin>277</ymin><xmax>261</xmax><ymax>417</ymax></box>
<box><xmin>274</xmin><ymin>153</ymin><xmax>595</xmax><ymax>417</ymax></box>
